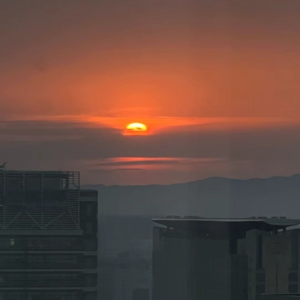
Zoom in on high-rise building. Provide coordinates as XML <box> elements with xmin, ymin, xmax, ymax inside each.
<box><xmin>97</xmin><ymin>215</ymin><xmax>153</xmax><ymax>300</ymax></box>
<box><xmin>244</xmin><ymin>228</ymin><xmax>300</xmax><ymax>299</ymax></box>
<box><xmin>152</xmin><ymin>217</ymin><xmax>300</xmax><ymax>300</ymax></box>
<box><xmin>98</xmin><ymin>253</ymin><xmax>151</xmax><ymax>300</ymax></box>
<box><xmin>132</xmin><ymin>289</ymin><xmax>150</xmax><ymax>300</ymax></box>
<box><xmin>0</xmin><ymin>170</ymin><xmax>98</xmax><ymax>300</ymax></box>
<box><xmin>258</xmin><ymin>295</ymin><xmax>300</xmax><ymax>300</ymax></box>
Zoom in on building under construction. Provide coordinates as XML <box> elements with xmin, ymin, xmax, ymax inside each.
<box><xmin>0</xmin><ymin>170</ymin><xmax>98</xmax><ymax>300</ymax></box>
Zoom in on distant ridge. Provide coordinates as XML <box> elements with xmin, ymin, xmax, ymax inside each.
<box><xmin>84</xmin><ymin>174</ymin><xmax>300</xmax><ymax>218</ymax></box>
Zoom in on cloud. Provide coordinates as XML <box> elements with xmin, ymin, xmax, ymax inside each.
<box><xmin>89</xmin><ymin>157</ymin><xmax>227</xmax><ymax>171</ymax></box>
<box><xmin>0</xmin><ymin>134</ymin><xmax>81</xmax><ymax>142</ymax></box>
<box><xmin>91</xmin><ymin>168</ymin><xmax>144</xmax><ymax>173</ymax></box>
<box><xmin>4</xmin><ymin>115</ymin><xmax>300</xmax><ymax>135</ymax></box>
<box><xmin>1</xmin><ymin>0</ymin><xmax>300</xmax><ymax>185</ymax></box>
<box><xmin>0</xmin><ymin>116</ymin><xmax>300</xmax><ymax>184</ymax></box>
<box><xmin>0</xmin><ymin>119</ymin><xmax>120</xmax><ymax>142</ymax></box>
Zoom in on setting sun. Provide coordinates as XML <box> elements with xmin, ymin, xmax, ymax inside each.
<box><xmin>126</xmin><ymin>122</ymin><xmax>147</xmax><ymax>131</ymax></box>
<box><xmin>124</xmin><ymin>122</ymin><xmax>148</xmax><ymax>135</ymax></box>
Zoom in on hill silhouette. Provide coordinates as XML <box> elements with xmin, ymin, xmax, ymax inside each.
<box><xmin>85</xmin><ymin>174</ymin><xmax>300</xmax><ymax>218</ymax></box>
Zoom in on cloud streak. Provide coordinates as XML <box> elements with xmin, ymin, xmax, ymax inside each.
<box><xmin>0</xmin><ymin>116</ymin><xmax>300</xmax><ymax>184</ymax></box>
<box><xmin>90</xmin><ymin>157</ymin><xmax>227</xmax><ymax>171</ymax></box>
<box><xmin>3</xmin><ymin>115</ymin><xmax>300</xmax><ymax>135</ymax></box>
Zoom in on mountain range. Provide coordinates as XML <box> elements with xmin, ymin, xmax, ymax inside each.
<box><xmin>85</xmin><ymin>174</ymin><xmax>300</xmax><ymax>218</ymax></box>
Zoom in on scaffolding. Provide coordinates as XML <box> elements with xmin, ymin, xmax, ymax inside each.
<box><xmin>0</xmin><ymin>171</ymin><xmax>80</xmax><ymax>230</ymax></box>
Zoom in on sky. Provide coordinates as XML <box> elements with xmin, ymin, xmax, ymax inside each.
<box><xmin>1</xmin><ymin>0</ymin><xmax>300</xmax><ymax>185</ymax></box>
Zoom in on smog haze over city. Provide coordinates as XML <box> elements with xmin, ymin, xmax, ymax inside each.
<box><xmin>2</xmin><ymin>1</ymin><xmax>300</xmax><ymax>300</ymax></box>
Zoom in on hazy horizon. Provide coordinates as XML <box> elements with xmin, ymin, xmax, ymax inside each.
<box><xmin>84</xmin><ymin>172</ymin><xmax>300</xmax><ymax>187</ymax></box>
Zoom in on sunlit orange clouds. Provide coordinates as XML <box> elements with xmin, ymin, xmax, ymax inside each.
<box><xmin>7</xmin><ymin>115</ymin><xmax>300</xmax><ymax>136</ymax></box>
<box><xmin>87</xmin><ymin>157</ymin><xmax>227</xmax><ymax>172</ymax></box>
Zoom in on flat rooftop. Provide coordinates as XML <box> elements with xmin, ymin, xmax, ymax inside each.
<box><xmin>153</xmin><ymin>217</ymin><xmax>300</xmax><ymax>235</ymax></box>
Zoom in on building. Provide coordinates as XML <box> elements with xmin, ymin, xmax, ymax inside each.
<box><xmin>152</xmin><ymin>217</ymin><xmax>300</xmax><ymax>300</ymax></box>
<box><xmin>98</xmin><ymin>253</ymin><xmax>151</xmax><ymax>300</ymax></box>
<box><xmin>0</xmin><ymin>170</ymin><xmax>98</xmax><ymax>300</ymax></box>
<box><xmin>258</xmin><ymin>295</ymin><xmax>300</xmax><ymax>300</ymax></box>
<box><xmin>132</xmin><ymin>289</ymin><xmax>149</xmax><ymax>300</ymax></box>
<box><xmin>244</xmin><ymin>228</ymin><xmax>300</xmax><ymax>299</ymax></box>
<box><xmin>97</xmin><ymin>215</ymin><xmax>153</xmax><ymax>300</ymax></box>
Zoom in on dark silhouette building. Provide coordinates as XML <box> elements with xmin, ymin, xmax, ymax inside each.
<box><xmin>258</xmin><ymin>295</ymin><xmax>300</xmax><ymax>300</ymax></box>
<box><xmin>152</xmin><ymin>217</ymin><xmax>300</xmax><ymax>300</ymax></box>
<box><xmin>0</xmin><ymin>170</ymin><xmax>98</xmax><ymax>300</ymax></box>
<box><xmin>132</xmin><ymin>288</ymin><xmax>150</xmax><ymax>300</ymax></box>
<box><xmin>98</xmin><ymin>253</ymin><xmax>151</xmax><ymax>300</ymax></box>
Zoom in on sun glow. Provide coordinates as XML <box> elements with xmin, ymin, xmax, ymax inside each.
<box><xmin>125</xmin><ymin>122</ymin><xmax>148</xmax><ymax>135</ymax></box>
<box><xmin>126</xmin><ymin>122</ymin><xmax>147</xmax><ymax>131</ymax></box>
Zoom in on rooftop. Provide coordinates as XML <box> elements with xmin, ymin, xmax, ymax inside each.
<box><xmin>153</xmin><ymin>217</ymin><xmax>300</xmax><ymax>235</ymax></box>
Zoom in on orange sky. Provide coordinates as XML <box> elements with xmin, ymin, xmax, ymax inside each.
<box><xmin>1</xmin><ymin>0</ymin><xmax>300</xmax><ymax>184</ymax></box>
<box><xmin>1</xmin><ymin>0</ymin><xmax>300</xmax><ymax>120</ymax></box>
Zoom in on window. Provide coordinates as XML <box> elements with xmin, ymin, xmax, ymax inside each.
<box><xmin>86</xmin><ymin>222</ymin><xmax>93</xmax><ymax>234</ymax></box>
<box><xmin>256</xmin><ymin>284</ymin><xmax>265</xmax><ymax>294</ymax></box>
<box><xmin>289</xmin><ymin>284</ymin><xmax>298</xmax><ymax>293</ymax></box>
<box><xmin>0</xmin><ymin>238</ymin><xmax>18</xmax><ymax>250</ymax></box>
<box><xmin>289</xmin><ymin>272</ymin><xmax>298</xmax><ymax>283</ymax></box>
<box><xmin>86</xmin><ymin>204</ymin><xmax>93</xmax><ymax>216</ymax></box>
<box><xmin>256</xmin><ymin>272</ymin><xmax>265</xmax><ymax>283</ymax></box>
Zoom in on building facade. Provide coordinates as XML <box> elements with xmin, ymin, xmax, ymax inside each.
<box><xmin>98</xmin><ymin>254</ymin><xmax>151</xmax><ymax>300</ymax></box>
<box><xmin>244</xmin><ymin>229</ymin><xmax>300</xmax><ymax>299</ymax></box>
<box><xmin>152</xmin><ymin>217</ymin><xmax>300</xmax><ymax>300</ymax></box>
<box><xmin>152</xmin><ymin>224</ymin><xmax>243</xmax><ymax>300</ymax></box>
<box><xmin>0</xmin><ymin>170</ymin><xmax>98</xmax><ymax>300</ymax></box>
<box><xmin>132</xmin><ymin>289</ymin><xmax>150</xmax><ymax>300</ymax></box>
<box><xmin>258</xmin><ymin>295</ymin><xmax>300</xmax><ymax>300</ymax></box>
